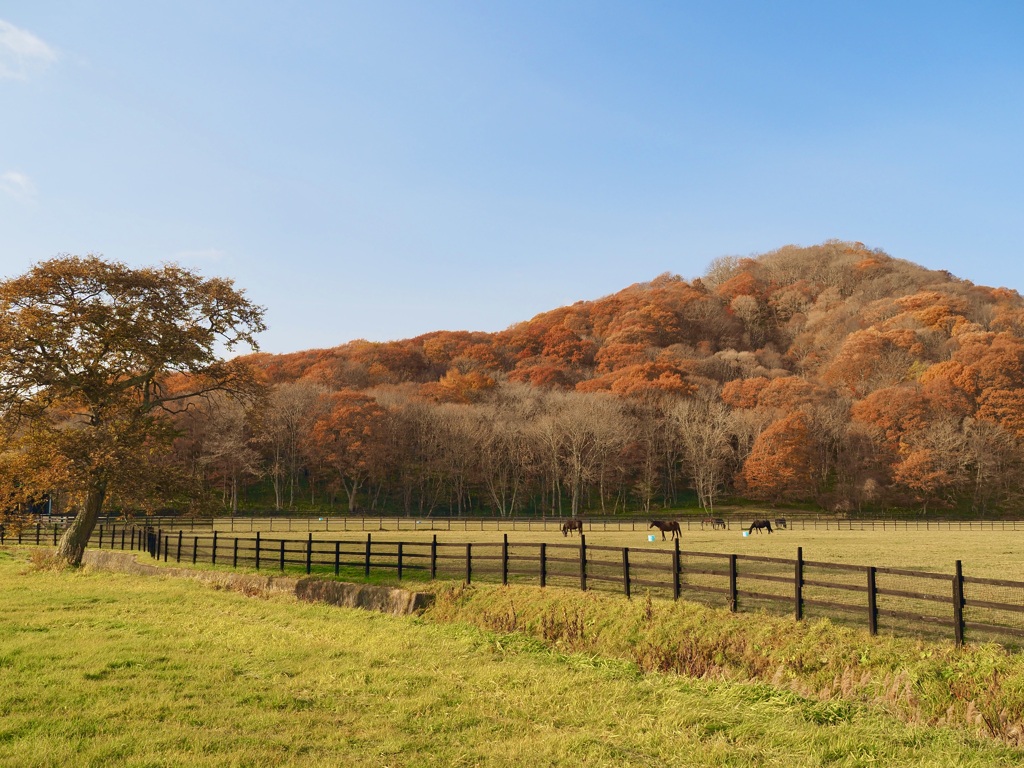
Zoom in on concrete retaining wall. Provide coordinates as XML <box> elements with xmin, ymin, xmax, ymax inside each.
<box><xmin>81</xmin><ymin>550</ymin><xmax>434</xmax><ymax>616</ymax></box>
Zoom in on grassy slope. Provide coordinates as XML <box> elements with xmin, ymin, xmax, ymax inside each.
<box><xmin>1</xmin><ymin>550</ymin><xmax>1023</xmax><ymax>767</ymax></box>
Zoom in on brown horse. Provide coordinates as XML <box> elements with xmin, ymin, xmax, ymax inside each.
<box><xmin>649</xmin><ymin>520</ymin><xmax>680</xmax><ymax>541</ymax></box>
<box><xmin>562</xmin><ymin>519</ymin><xmax>583</xmax><ymax>537</ymax></box>
<box><xmin>701</xmin><ymin>517</ymin><xmax>727</xmax><ymax>530</ymax></box>
<box><xmin>774</xmin><ymin>518</ymin><xmax>788</xmax><ymax>530</ymax></box>
<box><xmin>748</xmin><ymin>519</ymin><xmax>773</xmax><ymax>534</ymax></box>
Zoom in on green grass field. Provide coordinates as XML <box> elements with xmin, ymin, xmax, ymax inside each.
<box><xmin>2</xmin><ymin>548</ymin><xmax>1024</xmax><ymax>766</ymax></box>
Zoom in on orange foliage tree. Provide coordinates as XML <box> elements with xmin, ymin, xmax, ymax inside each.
<box><xmin>738</xmin><ymin>411</ymin><xmax>816</xmax><ymax>503</ymax></box>
<box><xmin>308</xmin><ymin>390</ymin><xmax>387</xmax><ymax>512</ymax></box>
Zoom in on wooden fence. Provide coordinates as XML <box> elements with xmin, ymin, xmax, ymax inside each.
<box><xmin>197</xmin><ymin>515</ymin><xmax>1024</xmax><ymax>534</ymax></box>
<box><xmin>8</xmin><ymin>514</ymin><xmax>1024</xmax><ymax>536</ymax></box>
<box><xmin>9</xmin><ymin>520</ymin><xmax>1024</xmax><ymax>648</ymax></box>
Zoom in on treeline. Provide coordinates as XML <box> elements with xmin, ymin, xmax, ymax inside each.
<box><xmin>179</xmin><ymin>241</ymin><xmax>1024</xmax><ymax>516</ymax></box>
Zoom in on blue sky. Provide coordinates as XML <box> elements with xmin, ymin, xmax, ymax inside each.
<box><xmin>2</xmin><ymin>2</ymin><xmax>1023</xmax><ymax>354</ymax></box>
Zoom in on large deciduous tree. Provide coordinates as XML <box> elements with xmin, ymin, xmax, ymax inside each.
<box><xmin>0</xmin><ymin>255</ymin><xmax>265</xmax><ymax>565</ymax></box>
<box><xmin>738</xmin><ymin>411</ymin><xmax>816</xmax><ymax>503</ymax></box>
<box><xmin>308</xmin><ymin>390</ymin><xmax>387</xmax><ymax>513</ymax></box>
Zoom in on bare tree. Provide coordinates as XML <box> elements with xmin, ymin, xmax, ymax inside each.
<box><xmin>475</xmin><ymin>385</ymin><xmax>547</xmax><ymax>517</ymax></box>
<box><xmin>199</xmin><ymin>396</ymin><xmax>263</xmax><ymax>514</ymax></box>
<box><xmin>670</xmin><ymin>393</ymin><xmax>733</xmax><ymax>511</ymax></box>
<box><xmin>534</xmin><ymin>390</ymin><xmax>628</xmax><ymax>517</ymax></box>
<box><xmin>258</xmin><ymin>381</ymin><xmax>327</xmax><ymax>510</ymax></box>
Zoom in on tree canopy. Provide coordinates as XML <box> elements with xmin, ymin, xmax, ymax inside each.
<box><xmin>0</xmin><ymin>255</ymin><xmax>265</xmax><ymax>564</ymax></box>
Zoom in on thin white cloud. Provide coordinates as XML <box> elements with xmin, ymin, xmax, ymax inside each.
<box><xmin>0</xmin><ymin>171</ymin><xmax>37</xmax><ymax>202</ymax></box>
<box><xmin>0</xmin><ymin>19</ymin><xmax>57</xmax><ymax>80</ymax></box>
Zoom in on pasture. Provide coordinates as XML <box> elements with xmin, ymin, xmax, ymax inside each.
<box><xmin>203</xmin><ymin>516</ymin><xmax>1024</xmax><ymax>581</ymax></box>
<box><xmin>2</xmin><ymin>549</ymin><xmax>1023</xmax><ymax>767</ymax></box>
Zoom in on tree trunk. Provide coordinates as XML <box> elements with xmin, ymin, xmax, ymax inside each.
<box><xmin>55</xmin><ymin>481</ymin><xmax>107</xmax><ymax>566</ymax></box>
<box><xmin>343</xmin><ymin>477</ymin><xmax>361</xmax><ymax>513</ymax></box>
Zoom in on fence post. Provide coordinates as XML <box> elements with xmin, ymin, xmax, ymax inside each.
<box><xmin>1</xmin><ymin>523</ymin><xmax>5</xmax><ymax>544</ymax></box>
<box><xmin>192</xmin><ymin>536</ymin><xmax>198</xmax><ymax>564</ymax></box>
<box><xmin>97</xmin><ymin>524</ymin><xmax>102</xmax><ymax>548</ymax></box>
<box><xmin>729</xmin><ymin>554</ymin><xmax>738</xmax><ymax>612</ymax></box>
<box><xmin>867</xmin><ymin>566</ymin><xmax>878</xmax><ymax>636</ymax></box>
<box><xmin>163</xmin><ymin>534</ymin><xmax>169</xmax><ymax>562</ymax></box>
<box><xmin>953</xmin><ymin>560</ymin><xmax>965</xmax><ymax>647</ymax></box>
<box><xmin>211</xmin><ymin>531</ymin><xmax>218</xmax><ymax>565</ymax></box>
<box><xmin>622</xmin><ymin>547</ymin><xmax>631</xmax><ymax>598</ymax></box>
<box><xmin>579</xmin><ymin>534</ymin><xmax>587</xmax><ymax>591</ymax></box>
<box><xmin>279</xmin><ymin>539</ymin><xmax>285</xmax><ymax>571</ymax></box>
<box><xmin>465</xmin><ymin>543</ymin><xmax>472</xmax><ymax>584</ymax></box>
<box><xmin>305</xmin><ymin>533</ymin><xmax>312</xmax><ymax>575</ymax></box>
<box><xmin>177</xmin><ymin>531</ymin><xmax>182</xmax><ymax>563</ymax></box>
<box><xmin>334</xmin><ymin>541</ymin><xmax>340</xmax><ymax>577</ymax></box>
<box><xmin>540</xmin><ymin>543</ymin><xmax>547</xmax><ymax>588</ymax></box>
<box><xmin>502</xmin><ymin>534</ymin><xmax>509</xmax><ymax>585</ymax></box>
<box><xmin>397</xmin><ymin>542</ymin><xmax>404</xmax><ymax>580</ymax></box>
<box><xmin>54</xmin><ymin>524</ymin><xmax>59</xmax><ymax>546</ymax></box>
<box><xmin>255</xmin><ymin>531</ymin><xmax>261</xmax><ymax>570</ymax></box>
<box><xmin>794</xmin><ymin>547</ymin><xmax>804</xmax><ymax>621</ymax></box>
<box><xmin>365</xmin><ymin>534</ymin><xmax>371</xmax><ymax>577</ymax></box>
<box><xmin>672</xmin><ymin>538</ymin><xmax>681</xmax><ymax>600</ymax></box>
<box><xmin>430</xmin><ymin>535</ymin><xmax>437</xmax><ymax>580</ymax></box>
<box><xmin>233</xmin><ymin>537</ymin><xmax>239</xmax><ymax>569</ymax></box>
<box><xmin>121</xmin><ymin>527</ymin><xmax>126</xmax><ymax>550</ymax></box>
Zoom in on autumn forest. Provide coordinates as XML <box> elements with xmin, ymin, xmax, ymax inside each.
<box><xmin>147</xmin><ymin>241</ymin><xmax>1020</xmax><ymax>519</ymax></box>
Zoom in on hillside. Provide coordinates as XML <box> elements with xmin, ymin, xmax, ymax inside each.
<box><xmin>248</xmin><ymin>241</ymin><xmax>1020</xmax><ymax>394</ymax></box>
<box><xmin>206</xmin><ymin>241</ymin><xmax>1024</xmax><ymax>516</ymax></box>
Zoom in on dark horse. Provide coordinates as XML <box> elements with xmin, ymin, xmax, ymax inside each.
<box><xmin>748</xmin><ymin>519</ymin><xmax>773</xmax><ymax>534</ymax></box>
<box><xmin>562</xmin><ymin>519</ymin><xmax>583</xmax><ymax>537</ymax></box>
<box><xmin>649</xmin><ymin>520</ymin><xmax>681</xmax><ymax>541</ymax></box>
<box><xmin>701</xmin><ymin>517</ymin><xmax>727</xmax><ymax>530</ymax></box>
<box><xmin>774</xmin><ymin>518</ymin><xmax>788</xmax><ymax>529</ymax></box>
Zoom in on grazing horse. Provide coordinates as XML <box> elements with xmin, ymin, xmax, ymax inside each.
<box><xmin>562</xmin><ymin>519</ymin><xmax>583</xmax><ymax>537</ymax></box>
<box><xmin>649</xmin><ymin>520</ymin><xmax>681</xmax><ymax>541</ymax></box>
<box><xmin>702</xmin><ymin>517</ymin><xmax>726</xmax><ymax>530</ymax></box>
<box><xmin>774</xmin><ymin>518</ymin><xmax>788</xmax><ymax>530</ymax></box>
<box><xmin>748</xmin><ymin>519</ymin><xmax>773</xmax><ymax>534</ymax></box>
